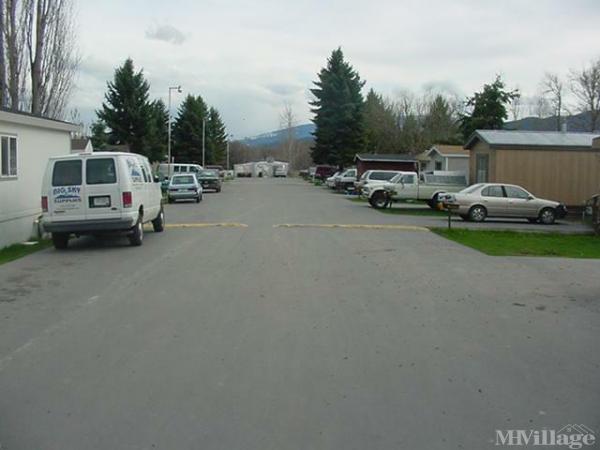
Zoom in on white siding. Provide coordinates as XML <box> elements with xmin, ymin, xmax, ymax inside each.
<box><xmin>0</xmin><ymin>121</ymin><xmax>72</xmax><ymax>248</ymax></box>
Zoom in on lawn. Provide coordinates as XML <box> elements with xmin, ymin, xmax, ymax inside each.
<box><xmin>432</xmin><ymin>228</ymin><xmax>600</xmax><ymax>258</ymax></box>
<box><xmin>0</xmin><ymin>240</ymin><xmax>52</xmax><ymax>266</ymax></box>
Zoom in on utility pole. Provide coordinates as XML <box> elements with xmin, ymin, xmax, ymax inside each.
<box><xmin>202</xmin><ymin>118</ymin><xmax>206</xmax><ymax>167</ymax></box>
<box><xmin>167</xmin><ymin>85</ymin><xmax>182</xmax><ymax>179</ymax></box>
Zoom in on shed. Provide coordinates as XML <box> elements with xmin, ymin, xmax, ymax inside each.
<box><xmin>354</xmin><ymin>153</ymin><xmax>417</xmax><ymax>178</ymax></box>
<box><xmin>464</xmin><ymin>130</ymin><xmax>600</xmax><ymax>207</ymax></box>
<box><xmin>0</xmin><ymin>108</ymin><xmax>80</xmax><ymax>248</ymax></box>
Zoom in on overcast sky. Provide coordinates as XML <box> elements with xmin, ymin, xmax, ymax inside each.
<box><xmin>72</xmin><ymin>0</ymin><xmax>600</xmax><ymax>138</ymax></box>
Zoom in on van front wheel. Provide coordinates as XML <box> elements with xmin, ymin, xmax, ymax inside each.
<box><xmin>129</xmin><ymin>219</ymin><xmax>144</xmax><ymax>246</ymax></box>
<box><xmin>52</xmin><ymin>233</ymin><xmax>69</xmax><ymax>249</ymax></box>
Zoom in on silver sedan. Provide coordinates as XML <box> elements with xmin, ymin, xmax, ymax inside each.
<box><xmin>440</xmin><ymin>183</ymin><xmax>567</xmax><ymax>224</ymax></box>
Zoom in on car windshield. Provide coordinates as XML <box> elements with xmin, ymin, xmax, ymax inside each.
<box><xmin>199</xmin><ymin>170</ymin><xmax>218</xmax><ymax>178</ymax></box>
<box><xmin>171</xmin><ymin>175</ymin><xmax>195</xmax><ymax>185</ymax></box>
<box><xmin>460</xmin><ymin>183</ymin><xmax>484</xmax><ymax>194</ymax></box>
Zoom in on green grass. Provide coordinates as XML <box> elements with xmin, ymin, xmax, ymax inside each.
<box><xmin>431</xmin><ymin>228</ymin><xmax>600</xmax><ymax>258</ymax></box>
<box><xmin>0</xmin><ymin>240</ymin><xmax>52</xmax><ymax>266</ymax></box>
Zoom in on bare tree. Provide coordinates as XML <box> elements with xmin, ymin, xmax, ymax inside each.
<box><xmin>2</xmin><ymin>0</ymin><xmax>27</xmax><ymax>110</ymax></box>
<box><xmin>530</xmin><ymin>95</ymin><xmax>551</xmax><ymax>118</ymax></box>
<box><xmin>509</xmin><ymin>95</ymin><xmax>522</xmax><ymax>121</ymax></box>
<box><xmin>570</xmin><ymin>59</ymin><xmax>600</xmax><ymax>132</ymax></box>
<box><xmin>541</xmin><ymin>72</ymin><xmax>565</xmax><ymax>130</ymax></box>
<box><xmin>279</xmin><ymin>101</ymin><xmax>296</xmax><ymax>168</ymax></box>
<box><xmin>25</xmin><ymin>0</ymin><xmax>80</xmax><ymax>119</ymax></box>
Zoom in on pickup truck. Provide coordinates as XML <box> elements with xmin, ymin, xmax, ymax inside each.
<box><xmin>367</xmin><ymin>171</ymin><xmax>467</xmax><ymax>209</ymax></box>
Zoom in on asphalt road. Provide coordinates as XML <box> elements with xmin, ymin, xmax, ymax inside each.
<box><xmin>1</xmin><ymin>178</ymin><xmax>599</xmax><ymax>450</ymax></box>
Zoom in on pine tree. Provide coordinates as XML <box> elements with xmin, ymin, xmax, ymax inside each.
<box><xmin>90</xmin><ymin>119</ymin><xmax>108</xmax><ymax>150</ymax></box>
<box><xmin>172</xmin><ymin>94</ymin><xmax>208</xmax><ymax>164</ymax></box>
<box><xmin>146</xmin><ymin>99</ymin><xmax>169</xmax><ymax>162</ymax></box>
<box><xmin>97</xmin><ymin>58</ymin><xmax>152</xmax><ymax>155</ymax></box>
<box><xmin>206</xmin><ymin>107</ymin><xmax>227</xmax><ymax>165</ymax></box>
<box><xmin>460</xmin><ymin>76</ymin><xmax>519</xmax><ymax>140</ymax></box>
<box><xmin>423</xmin><ymin>95</ymin><xmax>461</xmax><ymax>145</ymax></box>
<box><xmin>310</xmin><ymin>48</ymin><xmax>366</xmax><ymax>167</ymax></box>
<box><xmin>364</xmin><ymin>89</ymin><xmax>400</xmax><ymax>153</ymax></box>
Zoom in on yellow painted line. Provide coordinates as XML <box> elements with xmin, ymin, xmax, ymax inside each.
<box><xmin>273</xmin><ymin>223</ymin><xmax>429</xmax><ymax>231</ymax></box>
<box><xmin>148</xmin><ymin>222</ymin><xmax>248</xmax><ymax>229</ymax></box>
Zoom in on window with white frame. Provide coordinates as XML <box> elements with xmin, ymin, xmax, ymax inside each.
<box><xmin>0</xmin><ymin>135</ymin><xmax>18</xmax><ymax>177</ymax></box>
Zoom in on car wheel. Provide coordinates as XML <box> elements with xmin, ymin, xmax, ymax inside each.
<box><xmin>217</xmin><ymin>187</ymin><xmax>221</xmax><ymax>193</ymax></box>
<box><xmin>52</xmin><ymin>232</ymin><xmax>69</xmax><ymax>249</ymax></box>
<box><xmin>196</xmin><ymin>196</ymin><xmax>200</xmax><ymax>203</ymax></box>
<box><xmin>427</xmin><ymin>194</ymin><xmax>440</xmax><ymax>210</ymax></box>
<box><xmin>369</xmin><ymin>191</ymin><xmax>388</xmax><ymax>209</ymax></box>
<box><xmin>152</xmin><ymin>207</ymin><xmax>165</xmax><ymax>232</ymax></box>
<box><xmin>167</xmin><ymin>197</ymin><xmax>173</xmax><ymax>204</ymax></box>
<box><xmin>539</xmin><ymin>208</ymin><xmax>556</xmax><ymax>225</ymax></box>
<box><xmin>129</xmin><ymin>218</ymin><xmax>144</xmax><ymax>246</ymax></box>
<box><xmin>459</xmin><ymin>214</ymin><xmax>470</xmax><ymax>221</ymax></box>
<box><xmin>468</xmin><ymin>205</ymin><xmax>487</xmax><ymax>222</ymax></box>
<box><xmin>199</xmin><ymin>194</ymin><xmax>203</xmax><ymax>201</ymax></box>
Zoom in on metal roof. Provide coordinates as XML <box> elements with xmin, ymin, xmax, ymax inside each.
<box><xmin>355</xmin><ymin>153</ymin><xmax>416</xmax><ymax>162</ymax></box>
<box><xmin>465</xmin><ymin>130</ymin><xmax>600</xmax><ymax>149</ymax></box>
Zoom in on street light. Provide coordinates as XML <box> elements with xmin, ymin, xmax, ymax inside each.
<box><xmin>226</xmin><ymin>134</ymin><xmax>234</xmax><ymax>171</ymax></box>
<box><xmin>167</xmin><ymin>85</ymin><xmax>182</xmax><ymax>179</ymax></box>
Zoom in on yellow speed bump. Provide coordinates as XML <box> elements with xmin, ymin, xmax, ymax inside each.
<box><xmin>165</xmin><ymin>222</ymin><xmax>248</xmax><ymax>229</ymax></box>
<box><xmin>274</xmin><ymin>223</ymin><xmax>429</xmax><ymax>231</ymax></box>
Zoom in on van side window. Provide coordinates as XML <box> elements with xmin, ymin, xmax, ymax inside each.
<box><xmin>140</xmin><ymin>164</ymin><xmax>150</xmax><ymax>183</ymax></box>
<box><xmin>53</xmin><ymin>160</ymin><xmax>82</xmax><ymax>186</ymax></box>
<box><xmin>86</xmin><ymin>159</ymin><xmax>117</xmax><ymax>185</ymax></box>
<box><xmin>174</xmin><ymin>166</ymin><xmax>180</xmax><ymax>173</ymax></box>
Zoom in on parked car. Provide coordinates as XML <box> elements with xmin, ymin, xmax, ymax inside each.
<box><xmin>335</xmin><ymin>168</ymin><xmax>357</xmax><ymax>192</ymax></box>
<box><xmin>368</xmin><ymin>171</ymin><xmax>467</xmax><ymax>209</ymax></box>
<box><xmin>197</xmin><ymin>169</ymin><xmax>222</xmax><ymax>192</ymax></box>
<box><xmin>167</xmin><ymin>174</ymin><xmax>203</xmax><ymax>203</ymax></box>
<box><xmin>439</xmin><ymin>183</ymin><xmax>567</xmax><ymax>224</ymax></box>
<box><xmin>314</xmin><ymin>165</ymin><xmax>337</xmax><ymax>181</ymax></box>
<box><xmin>41</xmin><ymin>152</ymin><xmax>164</xmax><ymax>249</ymax></box>
<box><xmin>326</xmin><ymin>171</ymin><xmax>343</xmax><ymax>188</ymax></box>
<box><xmin>355</xmin><ymin>170</ymin><xmax>402</xmax><ymax>196</ymax></box>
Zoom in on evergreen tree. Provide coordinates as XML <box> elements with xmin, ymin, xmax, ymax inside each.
<box><xmin>310</xmin><ymin>48</ymin><xmax>365</xmax><ymax>167</ymax></box>
<box><xmin>97</xmin><ymin>58</ymin><xmax>152</xmax><ymax>155</ymax></box>
<box><xmin>423</xmin><ymin>95</ymin><xmax>461</xmax><ymax>145</ymax></box>
<box><xmin>206</xmin><ymin>107</ymin><xmax>227</xmax><ymax>164</ymax></box>
<box><xmin>172</xmin><ymin>94</ymin><xmax>208</xmax><ymax>163</ymax></box>
<box><xmin>90</xmin><ymin>119</ymin><xmax>108</xmax><ymax>150</ymax></box>
<box><xmin>364</xmin><ymin>89</ymin><xmax>400</xmax><ymax>153</ymax></box>
<box><xmin>460</xmin><ymin>76</ymin><xmax>519</xmax><ymax>140</ymax></box>
<box><xmin>146</xmin><ymin>99</ymin><xmax>169</xmax><ymax>162</ymax></box>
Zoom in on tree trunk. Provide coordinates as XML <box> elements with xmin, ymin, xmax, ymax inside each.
<box><xmin>0</xmin><ymin>0</ymin><xmax>6</xmax><ymax>108</ymax></box>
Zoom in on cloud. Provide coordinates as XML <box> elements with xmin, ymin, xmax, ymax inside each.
<box><xmin>145</xmin><ymin>24</ymin><xmax>187</xmax><ymax>45</ymax></box>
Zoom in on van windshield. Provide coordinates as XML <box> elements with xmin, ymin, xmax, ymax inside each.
<box><xmin>87</xmin><ymin>159</ymin><xmax>116</xmax><ymax>184</ymax></box>
<box><xmin>52</xmin><ymin>160</ymin><xmax>82</xmax><ymax>186</ymax></box>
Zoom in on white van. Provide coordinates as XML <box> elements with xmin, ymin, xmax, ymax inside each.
<box><xmin>157</xmin><ymin>163</ymin><xmax>203</xmax><ymax>180</ymax></box>
<box><xmin>41</xmin><ymin>152</ymin><xmax>164</xmax><ymax>249</ymax></box>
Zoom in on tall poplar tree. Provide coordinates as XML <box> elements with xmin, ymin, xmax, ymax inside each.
<box><xmin>206</xmin><ymin>107</ymin><xmax>227</xmax><ymax>164</ymax></box>
<box><xmin>310</xmin><ymin>48</ymin><xmax>366</xmax><ymax>167</ymax></box>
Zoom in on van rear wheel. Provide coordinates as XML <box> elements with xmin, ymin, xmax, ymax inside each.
<box><xmin>52</xmin><ymin>233</ymin><xmax>69</xmax><ymax>249</ymax></box>
<box><xmin>152</xmin><ymin>207</ymin><xmax>165</xmax><ymax>232</ymax></box>
<box><xmin>129</xmin><ymin>219</ymin><xmax>144</xmax><ymax>246</ymax></box>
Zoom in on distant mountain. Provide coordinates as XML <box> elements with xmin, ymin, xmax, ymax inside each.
<box><xmin>240</xmin><ymin>123</ymin><xmax>315</xmax><ymax>148</ymax></box>
<box><xmin>504</xmin><ymin>111</ymin><xmax>599</xmax><ymax>132</ymax></box>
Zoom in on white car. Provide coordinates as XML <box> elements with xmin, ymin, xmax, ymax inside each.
<box><xmin>167</xmin><ymin>174</ymin><xmax>203</xmax><ymax>203</ymax></box>
<box><xmin>41</xmin><ymin>152</ymin><xmax>164</xmax><ymax>249</ymax></box>
<box><xmin>335</xmin><ymin>168</ymin><xmax>357</xmax><ymax>191</ymax></box>
<box><xmin>326</xmin><ymin>171</ymin><xmax>343</xmax><ymax>188</ymax></box>
<box><xmin>356</xmin><ymin>170</ymin><xmax>403</xmax><ymax>197</ymax></box>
